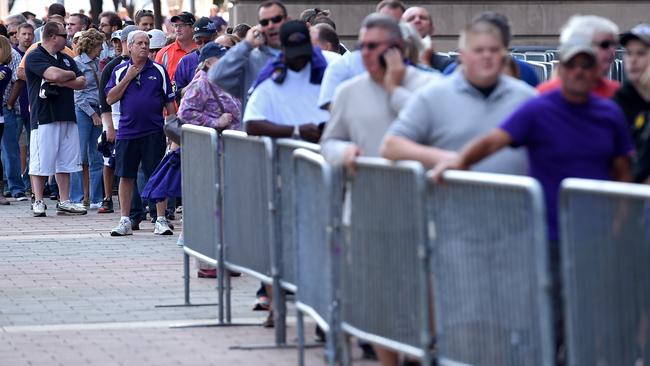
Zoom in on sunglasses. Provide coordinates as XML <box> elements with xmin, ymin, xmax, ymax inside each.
<box><xmin>356</xmin><ymin>40</ymin><xmax>392</xmax><ymax>51</ymax></box>
<box><xmin>135</xmin><ymin>74</ymin><xmax>141</xmax><ymax>88</ymax></box>
<box><xmin>406</xmin><ymin>15</ymin><xmax>430</xmax><ymax>22</ymax></box>
<box><xmin>259</xmin><ymin>15</ymin><xmax>283</xmax><ymax>27</ymax></box>
<box><xmin>8</xmin><ymin>32</ymin><xmax>16</xmax><ymax>37</ymax></box>
<box><xmin>595</xmin><ymin>40</ymin><xmax>617</xmax><ymax>49</ymax></box>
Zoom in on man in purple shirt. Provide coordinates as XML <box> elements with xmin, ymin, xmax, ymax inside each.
<box><xmin>432</xmin><ymin>35</ymin><xmax>633</xmax><ymax>357</ymax></box>
<box><xmin>105</xmin><ymin>30</ymin><xmax>176</xmax><ymax>236</ymax></box>
<box><xmin>174</xmin><ymin>17</ymin><xmax>218</xmax><ymax>95</ymax></box>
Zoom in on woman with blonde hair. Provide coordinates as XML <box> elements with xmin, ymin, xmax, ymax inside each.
<box><xmin>0</xmin><ymin>36</ymin><xmax>13</xmax><ymax>205</ymax></box>
<box><xmin>71</xmin><ymin>28</ymin><xmax>105</xmax><ymax>208</ymax></box>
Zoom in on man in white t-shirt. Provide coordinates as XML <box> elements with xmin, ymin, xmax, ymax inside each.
<box><xmin>244</xmin><ymin>20</ymin><xmax>329</xmax><ymax>143</ymax></box>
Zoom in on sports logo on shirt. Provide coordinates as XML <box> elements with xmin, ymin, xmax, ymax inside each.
<box><xmin>63</xmin><ymin>59</ymin><xmax>70</xmax><ymax>67</ymax></box>
<box><xmin>0</xmin><ymin>71</ymin><xmax>5</xmax><ymax>81</ymax></box>
<box><xmin>148</xmin><ymin>75</ymin><xmax>157</xmax><ymax>80</ymax></box>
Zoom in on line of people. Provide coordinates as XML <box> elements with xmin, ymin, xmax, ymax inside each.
<box><xmin>2</xmin><ymin>1</ymin><xmax>650</xmax><ymax>365</ymax></box>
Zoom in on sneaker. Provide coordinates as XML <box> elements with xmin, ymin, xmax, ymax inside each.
<box><xmin>56</xmin><ymin>200</ymin><xmax>88</xmax><ymax>215</ymax></box>
<box><xmin>32</xmin><ymin>200</ymin><xmax>46</xmax><ymax>217</ymax></box>
<box><xmin>262</xmin><ymin>311</ymin><xmax>274</xmax><ymax>328</ymax></box>
<box><xmin>175</xmin><ymin>205</ymin><xmax>183</xmax><ymax>214</ymax></box>
<box><xmin>98</xmin><ymin>199</ymin><xmax>114</xmax><ymax>213</ymax></box>
<box><xmin>131</xmin><ymin>219</ymin><xmax>141</xmax><ymax>231</ymax></box>
<box><xmin>14</xmin><ymin>192</ymin><xmax>28</xmax><ymax>202</ymax></box>
<box><xmin>197</xmin><ymin>269</ymin><xmax>217</xmax><ymax>278</ymax></box>
<box><xmin>111</xmin><ymin>218</ymin><xmax>133</xmax><ymax>236</ymax></box>
<box><xmin>154</xmin><ymin>217</ymin><xmax>173</xmax><ymax>235</ymax></box>
<box><xmin>89</xmin><ymin>202</ymin><xmax>102</xmax><ymax>210</ymax></box>
<box><xmin>49</xmin><ymin>193</ymin><xmax>59</xmax><ymax>201</ymax></box>
<box><xmin>151</xmin><ymin>217</ymin><xmax>174</xmax><ymax>230</ymax></box>
<box><xmin>3</xmin><ymin>191</ymin><xmax>11</xmax><ymax>198</ymax></box>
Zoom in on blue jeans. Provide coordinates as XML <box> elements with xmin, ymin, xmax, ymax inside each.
<box><xmin>70</xmin><ymin>107</ymin><xmax>103</xmax><ymax>203</ymax></box>
<box><xmin>1</xmin><ymin>107</ymin><xmax>26</xmax><ymax>196</ymax></box>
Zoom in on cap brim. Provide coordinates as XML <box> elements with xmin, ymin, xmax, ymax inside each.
<box><xmin>284</xmin><ymin>44</ymin><xmax>313</xmax><ymax>60</ymax></box>
<box><xmin>193</xmin><ymin>32</ymin><xmax>214</xmax><ymax>38</ymax></box>
<box><xmin>621</xmin><ymin>32</ymin><xmax>650</xmax><ymax>47</ymax></box>
<box><xmin>560</xmin><ymin>46</ymin><xmax>596</xmax><ymax>62</ymax></box>
<box><xmin>170</xmin><ymin>15</ymin><xmax>181</xmax><ymax>23</ymax></box>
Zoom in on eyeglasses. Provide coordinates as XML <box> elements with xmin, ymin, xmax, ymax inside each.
<box><xmin>7</xmin><ymin>32</ymin><xmax>16</xmax><ymax>37</ymax></box>
<box><xmin>594</xmin><ymin>40</ymin><xmax>618</xmax><ymax>49</ymax></box>
<box><xmin>259</xmin><ymin>15</ymin><xmax>283</xmax><ymax>27</ymax></box>
<box><xmin>356</xmin><ymin>40</ymin><xmax>392</xmax><ymax>51</ymax></box>
<box><xmin>172</xmin><ymin>23</ymin><xmax>192</xmax><ymax>29</ymax></box>
<box><xmin>563</xmin><ymin>58</ymin><xmax>597</xmax><ymax>70</ymax></box>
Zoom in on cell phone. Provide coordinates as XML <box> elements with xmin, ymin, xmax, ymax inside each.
<box><xmin>379</xmin><ymin>46</ymin><xmax>398</xmax><ymax>68</ymax></box>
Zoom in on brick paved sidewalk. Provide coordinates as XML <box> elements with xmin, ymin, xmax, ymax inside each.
<box><xmin>0</xmin><ymin>198</ymin><xmax>375</xmax><ymax>365</ymax></box>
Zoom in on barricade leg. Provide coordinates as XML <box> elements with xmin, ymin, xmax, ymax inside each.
<box><xmin>156</xmin><ymin>252</ymin><xmax>219</xmax><ymax>309</ymax></box>
<box><xmin>297</xmin><ymin>310</ymin><xmax>305</xmax><ymax>366</ymax></box>
<box><xmin>341</xmin><ymin>333</ymin><xmax>352</xmax><ymax>366</ymax></box>
<box><xmin>273</xmin><ymin>277</ymin><xmax>287</xmax><ymax>345</ymax></box>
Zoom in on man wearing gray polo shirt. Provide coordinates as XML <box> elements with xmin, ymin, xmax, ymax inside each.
<box><xmin>381</xmin><ymin>17</ymin><xmax>536</xmax><ymax>174</ymax></box>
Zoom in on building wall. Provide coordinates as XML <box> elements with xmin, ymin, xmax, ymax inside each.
<box><xmin>229</xmin><ymin>0</ymin><xmax>650</xmax><ymax>51</ymax></box>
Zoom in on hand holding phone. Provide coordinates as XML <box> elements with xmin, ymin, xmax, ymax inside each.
<box><xmin>245</xmin><ymin>26</ymin><xmax>266</xmax><ymax>48</ymax></box>
<box><xmin>381</xmin><ymin>47</ymin><xmax>406</xmax><ymax>93</ymax></box>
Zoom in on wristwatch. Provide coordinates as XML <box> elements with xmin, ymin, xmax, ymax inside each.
<box><xmin>292</xmin><ymin>125</ymin><xmax>300</xmax><ymax>139</ymax></box>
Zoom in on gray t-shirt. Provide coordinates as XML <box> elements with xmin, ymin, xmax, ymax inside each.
<box><xmin>387</xmin><ymin>70</ymin><xmax>537</xmax><ymax>175</ymax></box>
<box><xmin>321</xmin><ymin>66</ymin><xmax>438</xmax><ymax>165</ymax></box>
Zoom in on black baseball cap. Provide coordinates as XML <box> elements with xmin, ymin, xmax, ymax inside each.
<box><xmin>193</xmin><ymin>17</ymin><xmax>217</xmax><ymax>38</ymax></box>
<box><xmin>170</xmin><ymin>12</ymin><xmax>196</xmax><ymax>25</ymax></box>
<box><xmin>199</xmin><ymin>43</ymin><xmax>228</xmax><ymax>62</ymax></box>
<box><xmin>621</xmin><ymin>24</ymin><xmax>650</xmax><ymax>47</ymax></box>
<box><xmin>280</xmin><ymin>20</ymin><xmax>312</xmax><ymax>59</ymax></box>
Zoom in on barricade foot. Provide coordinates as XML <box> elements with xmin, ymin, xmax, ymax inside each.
<box><xmin>169</xmin><ymin>321</ymin><xmax>261</xmax><ymax>329</ymax></box>
<box><xmin>155</xmin><ymin>302</ymin><xmax>219</xmax><ymax>308</ymax></box>
<box><xmin>229</xmin><ymin>342</ymin><xmax>324</xmax><ymax>350</ymax></box>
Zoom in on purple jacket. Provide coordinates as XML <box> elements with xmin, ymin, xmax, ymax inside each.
<box><xmin>178</xmin><ymin>70</ymin><xmax>241</xmax><ymax>130</ymax></box>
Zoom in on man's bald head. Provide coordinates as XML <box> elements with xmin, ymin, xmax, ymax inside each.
<box><xmin>403</xmin><ymin>7</ymin><xmax>433</xmax><ymax>38</ymax></box>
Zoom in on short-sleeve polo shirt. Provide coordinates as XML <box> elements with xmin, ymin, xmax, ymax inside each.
<box><xmin>24</xmin><ymin>44</ymin><xmax>82</xmax><ymax>128</ymax></box>
<box><xmin>105</xmin><ymin>58</ymin><xmax>175</xmax><ymax>140</ymax></box>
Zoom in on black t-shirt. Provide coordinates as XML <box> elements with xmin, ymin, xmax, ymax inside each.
<box><xmin>612</xmin><ymin>81</ymin><xmax>650</xmax><ymax>182</ymax></box>
<box><xmin>24</xmin><ymin>44</ymin><xmax>82</xmax><ymax>128</ymax></box>
<box><xmin>99</xmin><ymin>55</ymin><xmax>129</xmax><ymax>114</ymax></box>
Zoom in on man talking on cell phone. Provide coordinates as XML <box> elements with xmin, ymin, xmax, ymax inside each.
<box><xmin>209</xmin><ymin>0</ymin><xmax>288</xmax><ymax>110</ymax></box>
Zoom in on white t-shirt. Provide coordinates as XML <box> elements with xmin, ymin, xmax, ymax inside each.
<box><xmin>243</xmin><ymin>63</ymin><xmax>330</xmax><ymax>126</ymax></box>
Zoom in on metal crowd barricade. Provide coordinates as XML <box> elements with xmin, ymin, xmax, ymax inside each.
<box><xmin>526</xmin><ymin>61</ymin><xmax>548</xmax><ymax>82</ymax></box>
<box><xmin>341</xmin><ymin>157</ymin><xmax>433</xmax><ymax>364</ymax></box>
<box><xmin>275</xmin><ymin>139</ymin><xmax>321</xmax><ymax>293</ymax></box>
<box><xmin>157</xmin><ymin>124</ymin><xmax>219</xmax><ymax>312</ymax></box>
<box><xmin>427</xmin><ymin>170</ymin><xmax>554</xmax><ymax>366</ymax></box>
<box><xmin>221</xmin><ymin>130</ymin><xmax>289</xmax><ymax>345</ymax></box>
<box><xmin>560</xmin><ymin>178</ymin><xmax>650</xmax><ymax>366</ymax></box>
<box><xmin>293</xmin><ymin>149</ymin><xmax>343</xmax><ymax>366</ymax></box>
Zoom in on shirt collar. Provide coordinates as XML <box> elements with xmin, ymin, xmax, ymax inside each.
<box><xmin>78</xmin><ymin>52</ymin><xmax>94</xmax><ymax>64</ymax></box>
<box><xmin>128</xmin><ymin>57</ymin><xmax>153</xmax><ymax>70</ymax></box>
<box><xmin>453</xmin><ymin>68</ymin><xmax>512</xmax><ymax>101</ymax></box>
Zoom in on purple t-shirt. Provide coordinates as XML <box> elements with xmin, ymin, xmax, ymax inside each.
<box><xmin>174</xmin><ymin>51</ymin><xmax>199</xmax><ymax>92</ymax></box>
<box><xmin>500</xmin><ymin>89</ymin><xmax>633</xmax><ymax>242</ymax></box>
<box><xmin>105</xmin><ymin>58</ymin><xmax>175</xmax><ymax>140</ymax></box>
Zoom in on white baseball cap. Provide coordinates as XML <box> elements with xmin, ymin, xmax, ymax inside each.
<box><xmin>147</xmin><ymin>29</ymin><xmax>167</xmax><ymax>49</ymax></box>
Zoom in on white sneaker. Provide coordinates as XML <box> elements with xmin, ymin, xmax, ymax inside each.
<box><xmin>176</xmin><ymin>231</ymin><xmax>184</xmax><ymax>247</ymax></box>
<box><xmin>57</xmin><ymin>200</ymin><xmax>88</xmax><ymax>215</ymax></box>
<box><xmin>111</xmin><ymin>218</ymin><xmax>133</xmax><ymax>236</ymax></box>
<box><xmin>154</xmin><ymin>217</ymin><xmax>173</xmax><ymax>235</ymax></box>
<box><xmin>32</xmin><ymin>200</ymin><xmax>46</xmax><ymax>217</ymax></box>
<box><xmin>89</xmin><ymin>202</ymin><xmax>102</xmax><ymax>210</ymax></box>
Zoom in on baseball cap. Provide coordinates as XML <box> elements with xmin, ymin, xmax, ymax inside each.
<box><xmin>193</xmin><ymin>17</ymin><xmax>217</xmax><ymax>38</ymax></box>
<box><xmin>170</xmin><ymin>11</ymin><xmax>196</xmax><ymax>25</ymax></box>
<box><xmin>280</xmin><ymin>20</ymin><xmax>313</xmax><ymax>59</ymax></box>
<box><xmin>147</xmin><ymin>29</ymin><xmax>167</xmax><ymax>49</ymax></box>
<box><xmin>111</xmin><ymin>30</ymin><xmax>121</xmax><ymax>41</ymax></box>
<box><xmin>620</xmin><ymin>24</ymin><xmax>650</xmax><ymax>47</ymax></box>
<box><xmin>199</xmin><ymin>42</ymin><xmax>228</xmax><ymax>62</ymax></box>
<box><xmin>120</xmin><ymin>25</ymin><xmax>139</xmax><ymax>42</ymax></box>
<box><xmin>559</xmin><ymin>34</ymin><xmax>596</xmax><ymax>63</ymax></box>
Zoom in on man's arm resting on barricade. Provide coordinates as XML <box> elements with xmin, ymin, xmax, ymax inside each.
<box><xmin>246</xmin><ymin>120</ymin><xmax>321</xmax><ymax>143</ymax></box>
<box><xmin>429</xmin><ymin>128</ymin><xmax>512</xmax><ymax>181</ymax></box>
<box><xmin>612</xmin><ymin>156</ymin><xmax>632</xmax><ymax>183</ymax></box>
<box><xmin>380</xmin><ymin>134</ymin><xmax>457</xmax><ymax>169</ymax></box>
